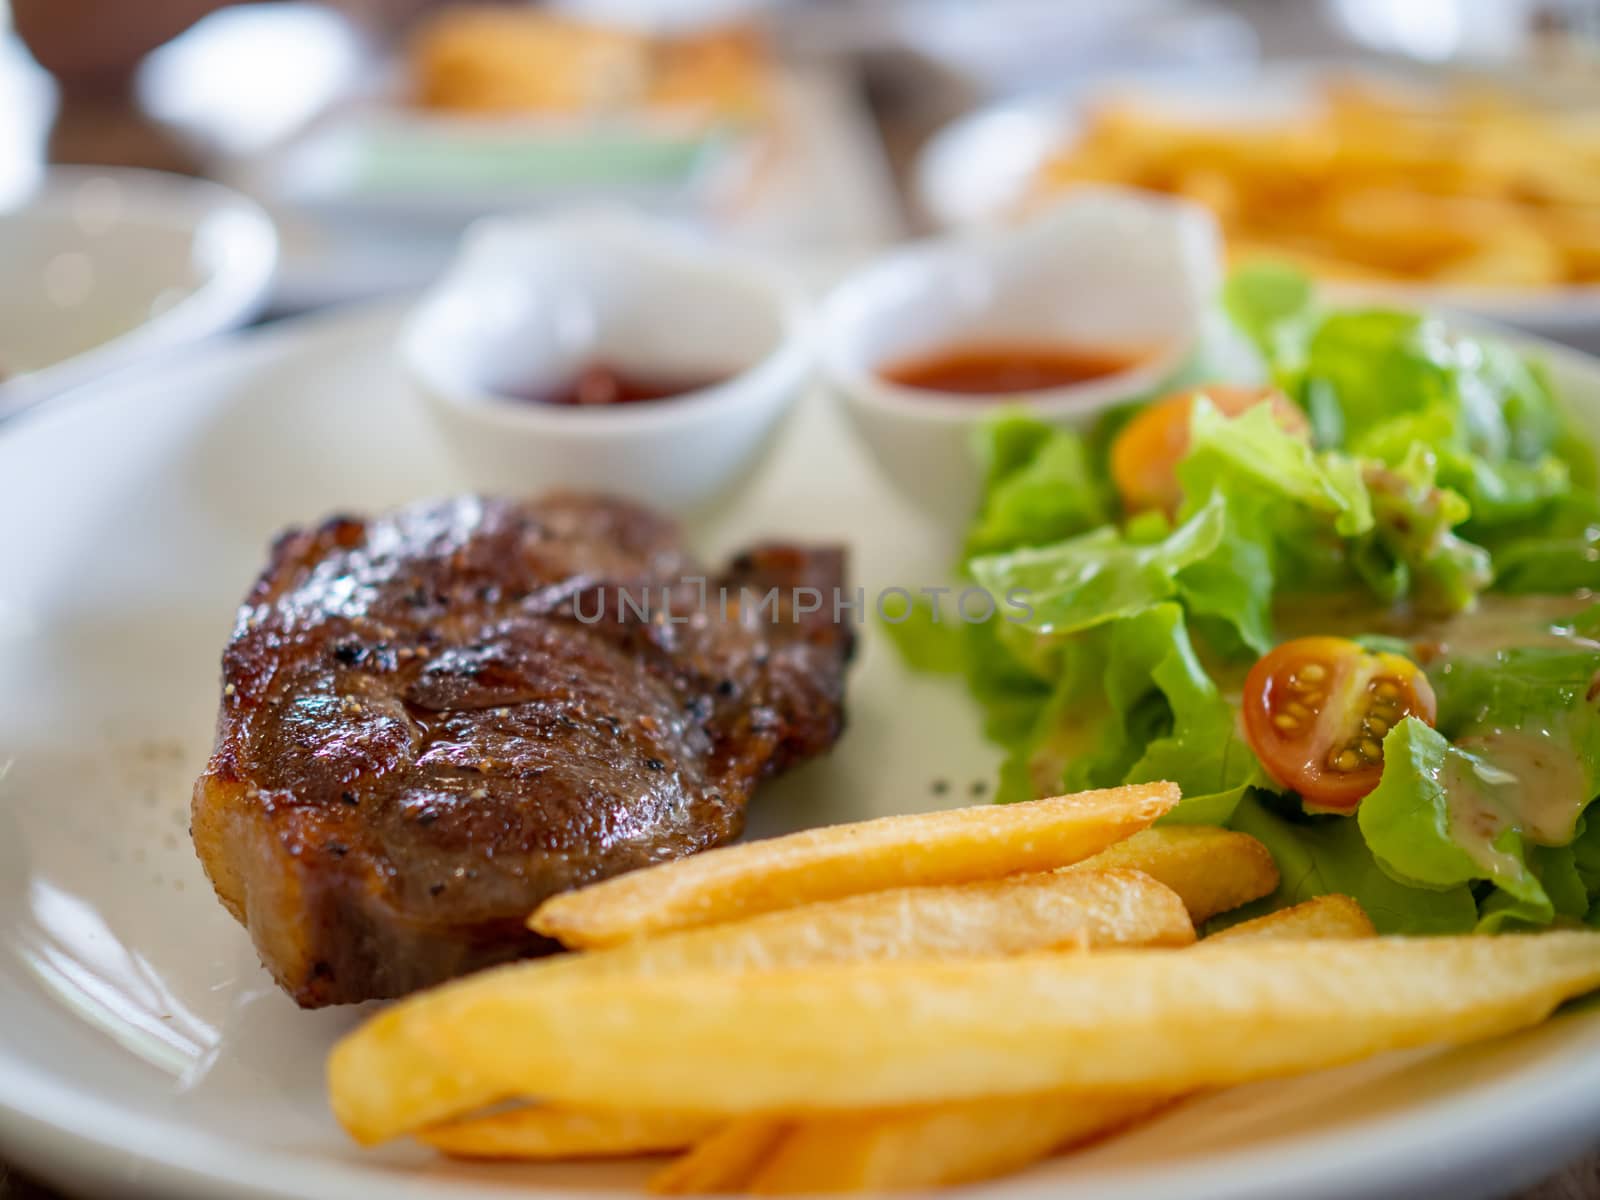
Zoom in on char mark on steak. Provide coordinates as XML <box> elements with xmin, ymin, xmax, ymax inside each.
<box><xmin>191</xmin><ymin>493</ymin><xmax>852</xmax><ymax>1006</ymax></box>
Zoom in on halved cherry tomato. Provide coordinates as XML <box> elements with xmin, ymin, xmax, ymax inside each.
<box><xmin>1110</xmin><ymin>385</ymin><xmax>1310</xmax><ymax>515</ymax></box>
<box><xmin>1241</xmin><ymin>636</ymin><xmax>1438</xmax><ymax>813</ymax></box>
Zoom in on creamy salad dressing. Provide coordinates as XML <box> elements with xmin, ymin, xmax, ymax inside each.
<box><xmin>1442</xmin><ymin>726</ymin><xmax>1593</xmax><ymax>879</ymax></box>
<box><xmin>1455</xmin><ymin>728</ymin><xmax>1592</xmax><ymax>845</ymax></box>
<box><xmin>1275</xmin><ymin>592</ymin><xmax>1598</xmax><ymax>658</ymax></box>
<box><xmin>1262</xmin><ymin>593</ymin><xmax>1598</xmax><ymax>871</ymax></box>
<box><xmin>1211</xmin><ymin>593</ymin><xmax>1596</xmax><ymax>706</ymax></box>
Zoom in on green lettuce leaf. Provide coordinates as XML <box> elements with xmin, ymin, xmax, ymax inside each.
<box><xmin>1360</xmin><ymin>718</ymin><xmax>1553</xmax><ymax>918</ymax></box>
<box><xmin>1298</xmin><ymin>309</ymin><xmax>1560</xmax><ymax>459</ymax></box>
<box><xmin>1486</xmin><ymin>490</ymin><xmax>1600</xmax><ymax>594</ymax></box>
<box><xmin>1223</xmin><ymin>791</ymin><xmax>1478</xmax><ymax>934</ymax></box>
<box><xmin>1477</xmin><ymin>844</ymin><xmax>1590</xmax><ymax>932</ymax></box>
<box><xmin>1221</xmin><ymin>262</ymin><xmax>1317</xmax><ymax>379</ymax></box>
<box><xmin>1353</xmin><ymin>446</ymin><xmax>1493</xmax><ymax>614</ymax></box>
<box><xmin>969</xmin><ymin>493</ymin><xmax>1229</xmax><ymax>639</ymax></box>
<box><xmin>1354</xmin><ymin>403</ymin><xmax>1571</xmax><ymax>528</ymax></box>
<box><xmin>876</xmin><ymin>594</ymin><xmax>965</xmax><ymax>675</ymax></box>
<box><xmin>964</xmin><ymin>415</ymin><xmax>1110</xmax><ymax>559</ymax></box>
<box><xmin>1014</xmin><ymin>604</ymin><xmax>1257</xmax><ymax>823</ymax></box>
<box><xmin>1359</xmin><ymin>638</ymin><xmax>1600</xmax><ymax>928</ymax></box>
<box><xmin>1178</xmin><ymin>400</ymin><xmax>1372</xmax><ymax>536</ymax></box>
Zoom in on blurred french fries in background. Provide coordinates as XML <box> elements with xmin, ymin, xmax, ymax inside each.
<box><xmin>530</xmin><ymin>783</ymin><xmax>1179</xmax><ymax>948</ymax></box>
<box><xmin>410</xmin><ymin>7</ymin><xmax>770</xmax><ymax>122</ymax></box>
<box><xmin>328</xmin><ymin>782</ymin><xmax>1600</xmax><ymax>1194</ymax></box>
<box><xmin>1033</xmin><ymin>79</ymin><xmax>1600</xmax><ymax>288</ymax></box>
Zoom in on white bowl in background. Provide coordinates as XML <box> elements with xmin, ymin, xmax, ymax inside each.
<box><xmin>0</xmin><ymin>167</ymin><xmax>279</xmax><ymax>420</ymax></box>
<box><xmin>402</xmin><ymin>211</ymin><xmax>810</xmax><ymax>515</ymax></box>
<box><xmin>819</xmin><ymin>188</ymin><xmax>1222</xmax><ymax>526</ymax></box>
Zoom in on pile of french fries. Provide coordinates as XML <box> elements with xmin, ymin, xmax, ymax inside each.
<box><xmin>410</xmin><ymin>7</ymin><xmax>770</xmax><ymax>122</ymax></box>
<box><xmin>329</xmin><ymin>782</ymin><xmax>1600</xmax><ymax>1192</ymax></box>
<box><xmin>1034</xmin><ymin>80</ymin><xmax>1600</xmax><ymax>288</ymax></box>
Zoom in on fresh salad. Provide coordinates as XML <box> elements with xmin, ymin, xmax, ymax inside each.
<box><xmin>893</xmin><ymin>266</ymin><xmax>1600</xmax><ymax>933</ymax></box>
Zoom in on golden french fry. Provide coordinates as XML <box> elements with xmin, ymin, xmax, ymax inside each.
<box><xmin>640</xmin><ymin>870</ymin><xmax>1187</xmax><ymax>1189</ymax></box>
<box><xmin>744</xmin><ymin>1094</ymin><xmax>1169</xmax><ymax>1194</ymax></box>
<box><xmin>1206</xmin><ymin>894</ymin><xmax>1375</xmax><ymax>944</ymax></box>
<box><xmin>1070</xmin><ymin>826</ymin><xmax>1278</xmax><ymax>923</ymax></box>
<box><xmin>332</xmin><ymin>933</ymin><xmax>1600</xmax><ymax>1118</ymax></box>
<box><xmin>650</xmin><ymin>1118</ymin><xmax>790</xmax><ymax>1194</ymax></box>
<box><xmin>330</xmin><ymin>865</ymin><xmax>1191</xmax><ymax>1144</ymax></box>
<box><xmin>550</xmin><ymin>868</ymin><xmax>1192</xmax><ymax>979</ymax></box>
<box><xmin>530</xmin><ymin>783</ymin><xmax>1180</xmax><ymax>949</ymax></box>
<box><xmin>410</xmin><ymin>8</ymin><xmax>768</xmax><ymax>121</ymax></box>
<box><xmin>418</xmin><ymin>1105</ymin><xmax>716</xmax><ymax>1160</ymax></box>
<box><xmin>726</xmin><ymin>892</ymin><xmax>1374</xmax><ymax>1192</ymax></box>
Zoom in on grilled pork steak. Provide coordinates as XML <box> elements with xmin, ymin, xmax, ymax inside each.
<box><xmin>192</xmin><ymin>494</ymin><xmax>852</xmax><ymax>1006</ymax></box>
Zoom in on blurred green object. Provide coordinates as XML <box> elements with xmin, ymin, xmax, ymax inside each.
<box><xmin>344</xmin><ymin>124</ymin><xmax>737</xmax><ymax>193</ymax></box>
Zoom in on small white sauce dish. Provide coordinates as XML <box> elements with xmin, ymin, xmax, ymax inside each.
<box><xmin>401</xmin><ymin>211</ymin><xmax>810</xmax><ymax>515</ymax></box>
<box><xmin>819</xmin><ymin>188</ymin><xmax>1223</xmax><ymax>526</ymax></box>
<box><xmin>0</xmin><ymin>167</ymin><xmax>278</xmax><ymax>420</ymax></box>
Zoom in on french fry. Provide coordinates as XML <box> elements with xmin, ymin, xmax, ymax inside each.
<box><xmin>1206</xmin><ymin>894</ymin><xmax>1374</xmax><ymax>943</ymax></box>
<box><xmin>530</xmin><ymin>783</ymin><xmax>1180</xmax><ymax>949</ymax></box>
<box><xmin>716</xmin><ymin>896</ymin><xmax>1373</xmax><ymax>1192</ymax></box>
<box><xmin>418</xmin><ymin>1105</ymin><xmax>716</xmax><ymax>1160</ymax></box>
<box><xmin>643</xmin><ymin>869</ymin><xmax>1192</xmax><ymax>1188</ymax></box>
<box><xmin>1070</xmin><ymin>826</ymin><xmax>1278</xmax><ymax>923</ymax></box>
<box><xmin>330</xmin><ymin>866</ymin><xmax>1191</xmax><ymax>1144</ymax></box>
<box><xmin>650</xmin><ymin>1118</ymin><xmax>790</xmax><ymax>1194</ymax></box>
<box><xmin>549</xmin><ymin>868</ymin><xmax>1193</xmax><ymax>979</ymax></box>
<box><xmin>332</xmin><ymin>932</ymin><xmax>1600</xmax><ymax>1120</ymax></box>
<box><xmin>742</xmin><ymin>1094</ymin><xmax>1169</xmax><ymax>1193</ymax></box>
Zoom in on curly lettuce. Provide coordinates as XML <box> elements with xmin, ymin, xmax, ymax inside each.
<box><xmin>889</xmin><ymin>269</ymin><xmax>1600</xmax><ymax>935</ymax></box>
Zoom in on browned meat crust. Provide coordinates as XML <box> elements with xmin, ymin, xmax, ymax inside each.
<box><xmin>192</xmin><ymin>494</ymin><xmax>852</xmax><ymax>1006</ymax></box>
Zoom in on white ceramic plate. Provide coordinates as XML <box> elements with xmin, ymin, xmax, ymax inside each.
<box><xmin>1</xmin><ymin>302</ymin><xmax>1598</xmax><ymax>1200</ymax></box>
<box><xmin>248</xmin><ymin>66</ymin><xmax>901</xmax><ymax>312</ymax></box>
<box><xmin>914</xmin><ymin>61</ymin><xmax>1600</xmax><ymax>349</ymax></box>
<box><xmin>0</xmin><ymin>167</ymin><xmax>278</xmax><ymax>419</ymax></box>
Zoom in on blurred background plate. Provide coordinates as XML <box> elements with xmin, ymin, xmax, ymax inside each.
<box><xmin>244</xmin><ymin>63</ymin><xmax>902</xmax><ymax>311</ymax></box>
<box><xmin>120</xmin><ymin>2</ymin><xmax>903</xmax><ymax>310</ymax></box>
<box><xmin>783</xmin><ymin>0</ymin><xmax>1257</xmax><ymax>97</ymax></box>
<box><xmin>0</xmin><ymin>166</ymin><xmax>277</xmax><ymax>420</ymax></box>
<box><xmin>914</xmin><ymin>59</ymin><xmax>1600</xmax><ymax>348</ymax></box>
